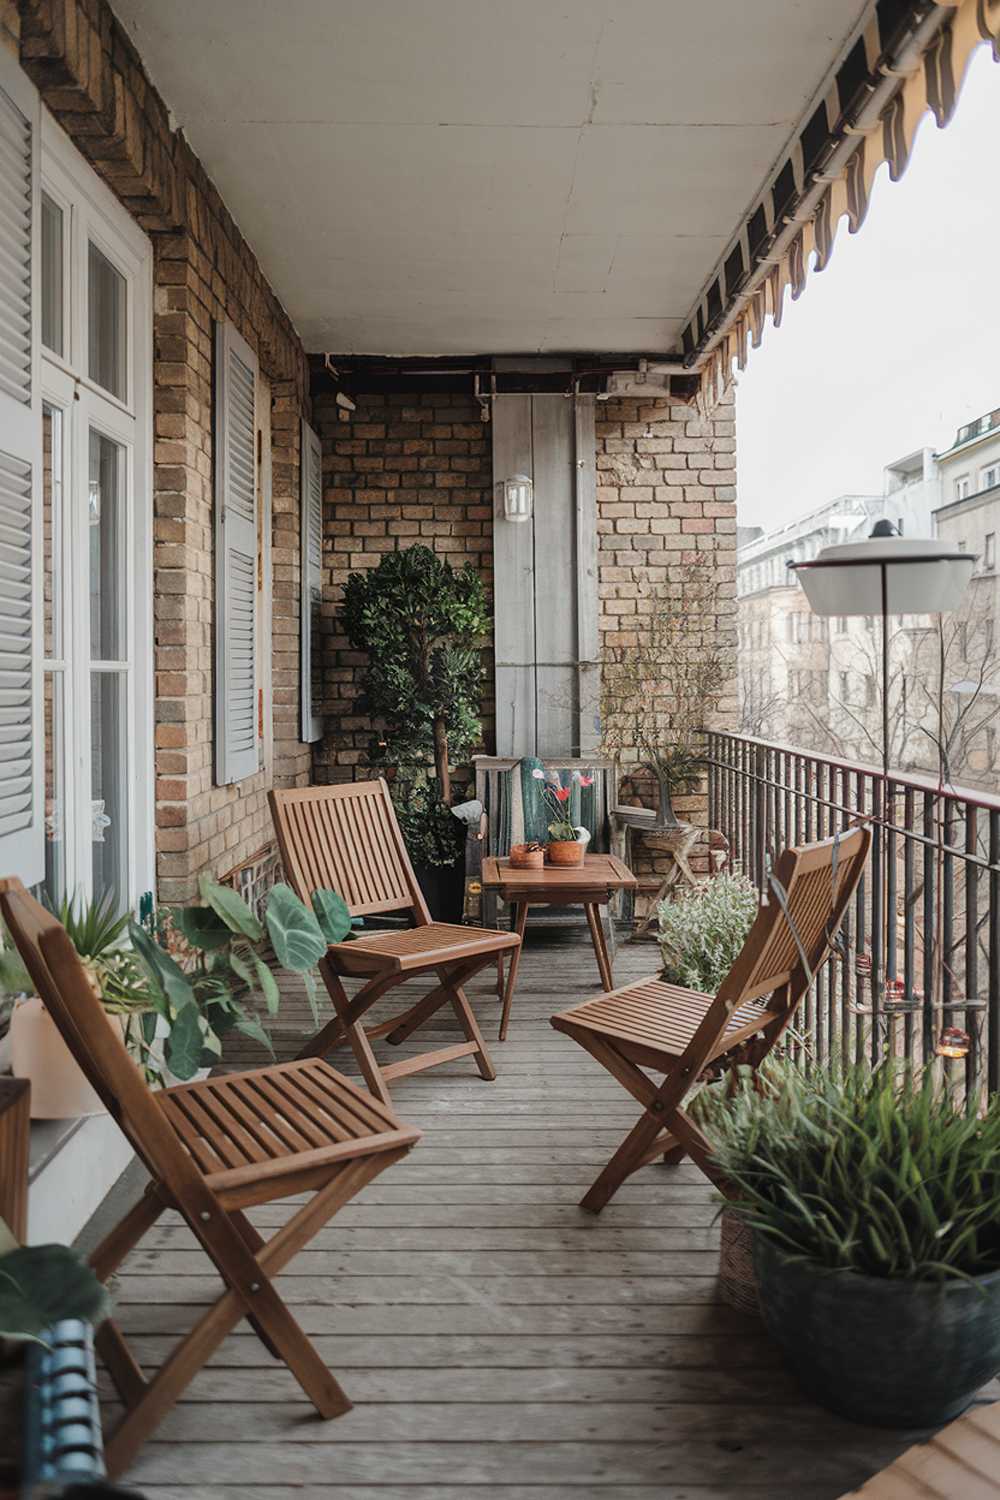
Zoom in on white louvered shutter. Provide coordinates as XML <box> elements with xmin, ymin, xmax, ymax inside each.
<box><xmin>299</xmin><ymin>418</ymin><xmax>323</xmax><ymax>743</ymax></box>
<box><xmin>0</xmin><ymin>55</ymin><xmax>42</xmax><ymax>884</ymax></box>
<box><xmin>214</xmin><ymin>321</ymin><xmax>259</xmax><ymax>784</ymax></box>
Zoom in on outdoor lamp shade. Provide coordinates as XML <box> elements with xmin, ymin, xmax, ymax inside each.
<box><xmin>502</xmin><ymin>473</ymin><xmax>533</xmax><ymax>523</ymax></box>
<box><xmin>789</xmin><ymin>537</ymin><xmax>975</xmax><ymax>616</ymax></box>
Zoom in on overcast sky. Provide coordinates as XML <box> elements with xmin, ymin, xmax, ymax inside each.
<box><xmin>737</xmin><ymin>45</ymin><xmax>999</xmax><ymax>531</ymax></box>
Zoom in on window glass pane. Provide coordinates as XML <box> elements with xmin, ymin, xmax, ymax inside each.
<box><xmin>43</xmin><ymin>671</ymin><xmax>66</xmax><ymax>907</ymax></box>
<box><xmin>91</xmin><ymin>670</ymin><xmax>127</xmax><ymax>914</ymax></box>
<box><xmin>42</xmin><ymin>405</ymin><xmax>62</xmax><ymax>659</ymax></box>
<box><xmin>89</xmin><ymin>430</ymin><xmax>126</xmax><ymax>660</ymax></box>
<box><xmin>41</xmin><ymin>193</ymin><xmax>63</xmax><ymax>356</ymax></box>
<box><xmin>88</xmin><ymin>242</ymin><xmax>126</xmax><ymax>399</ymax></box>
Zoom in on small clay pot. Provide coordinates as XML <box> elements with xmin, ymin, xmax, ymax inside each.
<box><xmin>509</xmin><ymin>843</ymin><xmax>545</xmax><ymax>869</ymax></box>
<box><xmin>546</xmin><ymin>839</ymin><xmax>585</xmax><ymax>867</ymax></box>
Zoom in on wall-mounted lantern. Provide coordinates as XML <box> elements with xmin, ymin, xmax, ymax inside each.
<box><xmin>502</xmin><ymin>473</ymin><xmax>533</xmax><ymax>523</ymax></box>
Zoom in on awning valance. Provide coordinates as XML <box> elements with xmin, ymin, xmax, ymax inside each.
<box><xmin>686</xmin><ymin>0</ymin><xmax>1000</xmax><ymax>407</ymax></box>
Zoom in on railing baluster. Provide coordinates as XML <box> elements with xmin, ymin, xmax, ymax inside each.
<box><xmin>699</xmin><ymin>732</ymin><xmax>999</xmax><ymax>1108</ymax></box>
<box><xmin>856</xmin><ymin>770</ymin><xmax>869</xmax><ymax>1067</ymax></box>
<box><xmin>990</xmin><ymin>810</ymin><xmax>999</xmax><ymax>1096</ymax></box>
<box><xmin>869</xmin><ymin>774</ymin><xmax>881</xmax><ymax>1068</ymax></box>
<box><xmin>922</xmin><ymin>790</ymin><xmax>936</xmax><ymax>1072</ymax></box>
<box><xmin>903</xmin><ymin>786</ymin><xmax>915</xmax><ymax>1067</ymax></box>
<box><xmin>965</xmin><ymin>806</ymin><xmax>979</xmax><ymax>1103</ymax></box>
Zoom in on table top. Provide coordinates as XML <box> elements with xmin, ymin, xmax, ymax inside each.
<box><xmin>482</xmin><ymin>852</ymin><xmax>637</xmax><ymax>895</ymax></box>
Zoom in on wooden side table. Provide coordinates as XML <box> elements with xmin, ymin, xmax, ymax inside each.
<box><xmin>482</xmin><ymin>854</ymin><xmax>637</xmax><ymax>1041</ymax></box>
<box><xmin>629</xmin><ymin>823</ymin><xmax>702</xmax><ymax>939</ymax></box>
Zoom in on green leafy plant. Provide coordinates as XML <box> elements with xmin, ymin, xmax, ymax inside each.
<box><xmin>129</xmin><ymin>877</ymin><xmax>352</xmax><ymax>1082</ymax></box>
<box><xmin>0</xmin><ymin>1218</ymin><xmax>109</xmax><ymax>1346</ymax></box>
<box><xmin>342</xmin><ymin>545</ymin><xmax>488</xmax><ymax>866</ymax></box>
<box><xmin>698</xmin><ymin>1060</ymin><xmax>1000</xmax><ymax>1283</ymax></box>
<box><xmin>657</xmin><ymin>871</ymin><xmax>758</xmax><ymax>992</ymax></box>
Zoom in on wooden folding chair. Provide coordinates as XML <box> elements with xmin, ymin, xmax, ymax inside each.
<box><xmin>551</xmin><ymin>826</ymin><xmax>871</xmax><ymax>1213</ymax></box>
<box><xmin>269</xmin><ymin>781</ymin><xmax>521</xmax><ymax>1105</ymax></box>
<box><xmin>0</xmin><ymin>878</ymin><xmax>421</xmax><ymax>1480</ymax></box>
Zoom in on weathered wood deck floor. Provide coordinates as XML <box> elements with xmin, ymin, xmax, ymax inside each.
<box><xmin>113</xmin><ymin>927</ymin><xmax>964</xmax><ymax>1498</ymax></box>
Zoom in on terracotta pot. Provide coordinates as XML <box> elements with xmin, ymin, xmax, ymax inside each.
<box><xmin>546</xmin><ymin>839</ymin><xmax>585</xmax><ymax>867</ymax></box>
<box><xmin>9</xmin><ymin>996</ymin><xmax>124</xmax><ymax>1119</ymax></box>
<box><xmin>509</xmin><ymin>843</ymin><xmax>545</xmax><ymax>869</ymax></box>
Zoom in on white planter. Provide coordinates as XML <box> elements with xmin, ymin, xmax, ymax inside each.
<box><xmin>9</xmin><ymin>996</ymin><xmax>121</xmax><ymax>1119</ymax></box>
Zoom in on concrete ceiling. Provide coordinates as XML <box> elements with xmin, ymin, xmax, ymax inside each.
<box><xmin>114</xmin><ymin>0</ymin><xmax>871</xmax><ymax>356</ymax></box>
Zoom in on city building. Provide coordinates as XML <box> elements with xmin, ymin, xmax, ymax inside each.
<box><xmin>738</xmin><ymin>411</ymin><xmax>1000</xmax><ymax>789</ymax></box>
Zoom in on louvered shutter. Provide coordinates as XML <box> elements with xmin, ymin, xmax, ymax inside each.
<box><xmin>0</xmin><ymin>55</ymin><xmax>42</xmax><ymax>884</ymax></box>
<box><xmin>214</xmin><ymin>320</ymin><xmax>259</xmax><ymax>785</ymax></box>
<box><xmin>299</xmin><ymin>418</ymin><xmax>323</xmax><ymax>743</ymax></box>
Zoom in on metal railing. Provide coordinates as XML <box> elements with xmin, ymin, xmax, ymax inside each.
<box><xmin>706</xmin><ymin>731</ymin><xmax>999</xmax><ymax>1102</ymax></box>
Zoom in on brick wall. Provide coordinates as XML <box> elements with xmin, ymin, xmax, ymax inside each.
<box><xmin>8</xmin><ymin>1</ymin><xmax>738</xmax><ymax>909</ymax></box>
<box><xmin>311</xmin><ymin>390</ymin><xmax>495</xmax><ymax>795</ymax></box>
<box><xmin>15</xmin><ymin>0</ymin><xmax>316</xmax><ymax>900</ymax></box>
<box><xmin>596</xmin><ymin>391</ymin><xmax>738</xmax><ymax>895</ymax></box>
<box><xmin>311</xmin><ymin>387</ymin><xmax>738</xmax><ymax>874</ymax></box>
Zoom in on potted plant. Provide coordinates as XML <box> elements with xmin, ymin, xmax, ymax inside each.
<box><xmin>701</xmin><ymin>1061</ymin><xmax>1000</xmax><ymax>1427</ymax></box>
<box><xmin>657</xmin><ymin>871</ymin><xmax>758</xmax><ymax>991</ymax></box>
<box><xmin>2</xmin><ymin>877</ymin><xmax>352</xmax><ymax>1108</ymax></box>
<box><xmin>342</xmin><ymin>545</ymin><xmax>489</xmax><ymax>920</ymax></box>
<box><xmin>530</xmin><ymin>768</ymin><xmax>591</xmax><ymax>866</ymax></box>
<box><xmin>4</xmin><ymin>893</ymin><xmax>154</xmax><ymax>1117</ymax></box>
<box><xmin>128</xmin><ymin>875</ymin><xmax>352</xmax><ymax>1081</ymax></box>
<box><xmin>599</xmin><ymin>559</ymin><xmax>726</xmax><ymax>826</ymax></box>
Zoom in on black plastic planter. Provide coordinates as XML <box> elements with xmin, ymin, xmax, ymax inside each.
<box><xmin>754</xmin><ymin>1235</ymin><xmax>1000</xmax><ymax>1428</ymax></box>
<box><xmin>414</xmin><ymin>856</ymin><xmax>465</xmax><ymax>923</ymax></box>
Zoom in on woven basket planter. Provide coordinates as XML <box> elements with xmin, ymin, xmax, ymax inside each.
<box><xmin>718</xmin><ymin>1208</ymin><xmax>760</xmax><ymax>1316</ymax></box>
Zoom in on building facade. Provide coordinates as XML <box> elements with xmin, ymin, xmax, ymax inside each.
<box><xmin>738</xmin><ymin>410</ymin><xmax>1000</xmax><ymax>788</ymax></box>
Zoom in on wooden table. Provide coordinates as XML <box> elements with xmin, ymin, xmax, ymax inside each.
<box><xmin>482</xmin><ymin>853</ymin><xmax>637</xmax><ymax>1041</ymax></box>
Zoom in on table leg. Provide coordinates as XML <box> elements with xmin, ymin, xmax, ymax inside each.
<box><xmin>605</xmin><ymin>902</ymin><xmax>618</xmax><ymax>963</ymax></box>
<box><xmin>585</xmin><ymin>902</ymin><xmax>615</xmax><ymax>991</ymax></box>
<box><xmin>499</xmin><ymin>902</ymin><xmax>530</xmax><ymax>1041</ymax></box>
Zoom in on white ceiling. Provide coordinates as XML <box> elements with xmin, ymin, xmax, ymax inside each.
<box><xmin>114</xmin><ymin>0</ymin><xmax>871</xmax><ymax>355</ymax></box>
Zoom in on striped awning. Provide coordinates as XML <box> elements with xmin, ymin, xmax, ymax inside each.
<box><xmin>685</xmin><ymin>0</ymin><xmax>1000</xmax><ymax>407</ymax></box>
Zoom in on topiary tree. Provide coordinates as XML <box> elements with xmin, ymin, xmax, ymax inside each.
<box><xmin>342</xmin><ymin>546</ymin><xmax>489</xmax><ymax>863</ymax></box>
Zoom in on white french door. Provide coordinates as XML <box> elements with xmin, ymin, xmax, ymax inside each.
<box><xmin>39</xmin><ymin>117</ymin><xmax>153</xmax><ymax>914</ymax></box>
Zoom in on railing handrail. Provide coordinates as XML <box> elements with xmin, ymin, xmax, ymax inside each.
<box><xmin>705</xmin><ymin>728</ymin><xmax>1000</xmax><ymax>816</ymax></box>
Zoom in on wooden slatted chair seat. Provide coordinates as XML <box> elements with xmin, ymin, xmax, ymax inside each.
<box><xmin>0</xmin><ymin>878</ymin><xmax>421</xmax><ymax>1480</ymax></box>
<box><xmin>332</xmin><ymin>921</ymin><xmax>517</xmax><ymax>976</ymax></box>
<box><xmin>270</xmin><ymin>781</ymin><xmax>521</xmax><ymax>1103</ymax></box>
<box><xmin>555</xmin><ymin>979</ymin><xmax>779</xmax><ymax>1069</ymax></box>
<box><xmin>550</xmin><ymin>826</ymin><xmax>871</xmax><ymax>1214</ymax></box>
<box><xmin>157</xmin><ymin>1058</ymin><xmax>412</xmax><ymax>1206</ymax></box>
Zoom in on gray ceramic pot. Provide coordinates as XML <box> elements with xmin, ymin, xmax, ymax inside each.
<box><xmin>754</xmin><ymin>1233</ymin><xmax>1000</xmax><ymax>1428</ymax></box>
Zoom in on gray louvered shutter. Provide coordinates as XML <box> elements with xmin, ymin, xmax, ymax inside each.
<box><xmin>299</xmin><ymin>418</ymin><xmax>323</xmax><ymax>743</ymax></box>
<box><xmin>0</xmin><ymin>55</ymin><xmax>42</xmax><ymax>883</ymax></box>
<box><xmin>214</xmin><ymin>320</ymin><xmax>259</xmax><ymax>785</ymax></box>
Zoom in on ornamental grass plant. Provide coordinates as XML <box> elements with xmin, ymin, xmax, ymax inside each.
<box><xmin>698</xmin><ymin>1060</ymin><xmax>1000</xmax><ymax>1283</ymax></box>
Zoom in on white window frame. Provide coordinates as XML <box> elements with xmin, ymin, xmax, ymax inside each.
<box><xmin>955</xmin><ymin>475</ymin><xmax>971</xmax><ymax>500</ymax></box>
<box><xmin>39</xmin><ymin>113</ymin><xmax>154</xmax><ymax>912</ymax></box>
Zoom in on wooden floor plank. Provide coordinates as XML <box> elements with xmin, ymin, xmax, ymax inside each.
<box><xmin>114</xmin><ymin>929</ymin><xmax>956</xmax><ymax>1497</ymax></box>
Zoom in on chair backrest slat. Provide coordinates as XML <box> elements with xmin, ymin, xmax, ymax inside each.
<box><xmin>270</xmin><ymin>781</ymin><xmax>427</xmax><ymax>920</ymax></box>
<box><xmin>679</xmin><ymin>825</ymin><xmax>871</xmax><ymax>1069</ymax></box>
<box><xmin>0</xmin><ymin>879</ymin><xmax>204</xmax><ymax>1195</ymax></box>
